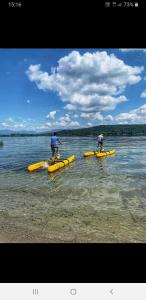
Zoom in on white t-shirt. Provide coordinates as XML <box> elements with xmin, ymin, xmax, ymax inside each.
<box><xmin>98</xmin><ymin>135</ymin><xmax>103</xmax><ymax>142</ymax></box>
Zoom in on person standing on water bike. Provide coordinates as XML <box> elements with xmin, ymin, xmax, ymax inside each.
<box><xmin>50</xmin><ymin>132</ymin><xmax>62</xmax><ymax>162</ymax></box>
<box><xmin>97</xmin><ymin>133</ymin><xmax>104</xmax><ymax>152</ymax></box>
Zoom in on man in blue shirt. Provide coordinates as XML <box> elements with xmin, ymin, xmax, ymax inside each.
<box><xmin>50</xmin><ymin>132</ymin><xmax>62</xmax><ymax>162</ymax></box>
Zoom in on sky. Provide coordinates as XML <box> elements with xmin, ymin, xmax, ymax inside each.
<box><xmin>1</xmin><ymin>48</ymin><xmax>146</xmax><ymax>132</ymax></box>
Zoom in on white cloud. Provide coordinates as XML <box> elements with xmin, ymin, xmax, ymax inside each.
<box><xmin>37</xmin><ymin>122</ymin><xmax>52</xmax><ymax>130</ymax></box>
<box><xmin>80</xmin><ymin>111</ymin><xmax>113</xmax><ymax>123</ymax></box>
<box><xmin>64</xmin><ymin>104</ymin><xmax>76</xmax><ymax>111</ymax></box>
<box><xmin>2</xmin><ymin>122</ymin><xmax>9</xmax><ymax>127</ymax></box>
<box><xmin>68</xmin><ymin>121</ymin><xmax>80</xmax><ymax>127</ymax></box>
<box><xmin>45</xmin><ymin>122</ymin><xmax>52</xmax><ymax>127</ymax></box>
<box><xmin>120</xmin><ymin>49</ymin><xmax>146</xmax><ymax>53</ymax></box>
<box><xmin>46</xmin><ymin>111</ymin><xmax>56</xmax><ymax>119</ymax></box>
<box><xmin>1</xmin><ymin>119</ymin><xmax>26</xmax><ymax>130</ymax></box>
<box><xmin>87</xmin><ymin>122</ymin><xmax>93</xmax><ymax>127</ymax></box>
<box><xmin>0</xmin><ymin>114</ymin><xmax>80</xmax><ymax>131</ymax></box>
<box><xmin>53</xmin><ymin>114</ymin><xmax>80</xmax><ymax>128</ymax></box>
<box><xmin>80</xmin><ymin>112</ymin><xmax>103</xmax><ymax>121</ymax></box>
<box><xmin>26</xmin><ymin>51</ymin><xmax>143</xmax><ymax>113</ymax></box>
<box><xmin>59</xmin><ymin>114</ymin><xmax>71</xmax><ymax>123</ymax></box>
<box><xmin>140</xmin><ymin>90</ymin><xmax>146</xmax><ymax>98</ymax></box>
<box><xmin>94</xmin><ymin>112</ymin><xmax>103</xmax><ymax>121</ymax></box>
<box><xmin>115</xmin><ymin>104</ymin><xmax>146</xmax><ymax>123</ymax></box>
<box><xmin>13</xmin><ymin>123</ymin><xmax>26</xmax><ymax>129</ymax></box>
<box><xmin>80</xmin><ymin>112</ymin><xmax>93</xmax><ymax>119</ymax></box>
<box><xmin>104</xmin><ymin>114</ymin><xmax>114</xmax><ymax>121</ymax></box>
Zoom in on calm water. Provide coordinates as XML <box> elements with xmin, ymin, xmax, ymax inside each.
<box><xmin>0</xmin><ymin>136</ymin><xmax>146</xmax><ymax>242</ymax></box>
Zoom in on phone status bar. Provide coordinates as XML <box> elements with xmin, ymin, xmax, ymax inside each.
<box><xmin>104</xmin><ymin>1</ymin><xmax>140</xmax><ymax>7</ymax></box>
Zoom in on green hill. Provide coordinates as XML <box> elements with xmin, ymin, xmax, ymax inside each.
<box><xmin>57</xmin><ymin>124</ymin><xmax>146</xmax><ymax>136</ymax></box>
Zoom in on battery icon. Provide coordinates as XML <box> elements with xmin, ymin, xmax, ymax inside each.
<box><xmin>135</xmin><ymin>2</ymin><xmax>138</xmax><ymax>6</ymax></box>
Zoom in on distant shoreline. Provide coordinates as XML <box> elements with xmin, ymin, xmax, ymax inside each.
<box><xmin>1</xmin><ymin>134</ymin><xmax>146</xmax><ymax>137</ymax></box>
<box><xmin>1</xmin><ymin>124</ymin><xmax>146</xmax><ymax>137</ymax></box>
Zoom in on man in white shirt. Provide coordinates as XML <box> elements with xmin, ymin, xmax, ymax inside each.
<box><xmin>97</xmin><ymin>133</ymin><xmax>104</xmax><ymax>152</ymax></box>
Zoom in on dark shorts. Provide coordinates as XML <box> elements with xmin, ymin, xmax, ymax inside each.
<box><xmin>51</xmin><ymin>145</ymin><xmax>58</xmax><ymax>151</ymax></box>
<box><xmin>98</xmin><ymin>141</ymin><xmax>103</xmax><ymax>146</ymax></box>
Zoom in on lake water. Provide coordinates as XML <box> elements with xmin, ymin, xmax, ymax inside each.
<box><xmin>0</xmin><ymin>136</ymin><xmax>146</xmax><ymax>242</ymax></box>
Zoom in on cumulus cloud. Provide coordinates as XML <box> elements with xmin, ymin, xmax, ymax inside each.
<box><xmin>35</xmin><ymin>122</ymin><xmax>52</xmax><ymax>131</ymax></box>
<box><xmin>104</xmin><ymin>114</ymin><xmax>114</xmax><ymax>121</ymax></box>
<box><xmin>62</xmin><ymin>114</ymin><xmax>71</xmax><ymax>121</ymax></box>
<box><xmin>115</xmin><ymin>104</ymin><xmax>146</xmax><ymax>123</ymax></box>
<box><xmin>51</xmin><ymin>114</ymin><xmax>80</xmax><ymax>129</ymax></box>
<box><xmin>46</xmin><ymin>111</ymin><xmax>56</xmax><ymax>119</ymax></box>
<box><xmin>1</xmin><ymin>120</ymin><xmax>26</xmax><ymax>129</ymax></box>
<box><xmin>26</xmin><ymin>51</ymin><xmax>143</xmax><ymax>113</ymax></box>
<box><xmin>68</xmin><ymin>121</ymin><xmax>80</xmax><ymax>127</ymax></box>
<box><xmin>94</xmin><ymin>112</ymin><xmax>103</xmax><ymax>121</ymax></box>
<box><xmin>59</xmin><ymin>114</ymin><xmax>71</xmax><ymax>124</ymax></box>
<box><xmin>80</xmin><ymin>112</ymin><xmax>93</xmax><ymax>119</ymax></box>
<box><xmin>45</xmin><ymin>122</ymin><xmax>52</xmax><ymax>127</ymax></box>
<box><xmin>140</xmin><ymin>90</ymin><xmax>146</xmax><ymax>98</ymax></box>
<box><xmin>87</xmin><ymin>122</ymin><xmax>93</xmax><ymax>127</ymax></box>
<box><xmin>2</xmin><ymin>122</ymin><xmax>9</xmax><ymax>127</ymax></box>
<box><xmin>13</xmin><ymin>123</ymin><xmax>26</xmax><ymax>129</ymax></box>
<box><xmin>80</xmin><ymin>111</ymin><xmax>104</xmax><ymax>121</ymax></box>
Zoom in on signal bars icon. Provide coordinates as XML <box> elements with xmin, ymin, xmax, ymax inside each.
<box><xmin>33</xmin><ymin>289</ymin><xmax>39</xmax><ymax>296</ymax></box>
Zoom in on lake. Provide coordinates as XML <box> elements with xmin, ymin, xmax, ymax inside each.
<box><xmin>0</xmin><ymin>136</ymin><xmax>146</xmax><ymax>242</ymax></box>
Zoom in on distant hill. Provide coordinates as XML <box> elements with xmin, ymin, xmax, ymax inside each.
<box><xmin>57</xmin><ymin>124</ymin><xmax>146</xmax><ymax>136</ymax></box>
<box><xmin>1</xmin><ymin>124</ymin><xmax>146</xmax><ymax>137</ymax></box>
<box><xmin>0</xmin><ymin>130</ymin><xmax>15</xmax><ymax>135</ymax></box>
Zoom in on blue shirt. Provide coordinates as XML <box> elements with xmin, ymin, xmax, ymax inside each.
<box><xmin>51</xmin><ymin>136</ymin><xmax>59</xmax><ymax>146</ymax></box>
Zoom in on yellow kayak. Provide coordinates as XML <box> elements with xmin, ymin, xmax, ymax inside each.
<box><xmin>83</xmin><ymin>151</ymin><xmax>98</xmax><ymax>157</ymax></box>
<box><xmin>96</xmin><ymin>149</ymin><xmax>116</xmax><ymax>158</ymax></box>
<box><xmin>27</xmin><ymin>161</ymin><xmax>47</xmax><ymax>172</ymax></box>
<box><xmin>83</xmin><ymin>149</ymin><xmax>116</xmax><ymax>157</ymax></box>
<box><xmin>27</xmin><ymin>154</ymin><xmax>61</xmax><ymax>172</ymax></box>
<box><xmin>48</xmin><ymin>155</ymin><xmax>75</xmax><ymax>173</ymax></box>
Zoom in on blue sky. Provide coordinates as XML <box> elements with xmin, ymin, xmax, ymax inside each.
<box><xmin>1</xmin><ymin>48</ymin><xmax>146</xmax><ymax>131</ymax></box>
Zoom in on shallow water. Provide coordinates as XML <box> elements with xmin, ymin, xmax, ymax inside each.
<box><xmin>0</xmin><ymin>136</ymin><xmax>146</xmax><ymax>242</ymax></box>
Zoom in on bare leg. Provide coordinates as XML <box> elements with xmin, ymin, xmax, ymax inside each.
<box><xmin>57</xmin><ymin>147</ymin><xmax>59</xmax><ymax>155</ymax></box>
<box><xmin>52</xmin><ymin>147</ymin><xmax>55</xmax><ymax>162</ymax></box>
<box><xmin>98</xmin><ymin>143</ymin><xmax>102</xmax><ymax>152</ymax></box>
<box><xmin>55</xmin><ymin>147</ymin><xmax>60</xmax><ymax>159</ymax></box>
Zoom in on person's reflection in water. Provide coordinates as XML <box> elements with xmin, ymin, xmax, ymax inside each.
<box><xmin>96</xmin><ymin>157</ymin><xmax>106</xmax><ymax>175</ymax></box>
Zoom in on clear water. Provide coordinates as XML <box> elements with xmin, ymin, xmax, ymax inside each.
<box><xmin>0</xmin><ymin>136</ymin><xmax>146</xmax><ymax>242</ymax></box>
